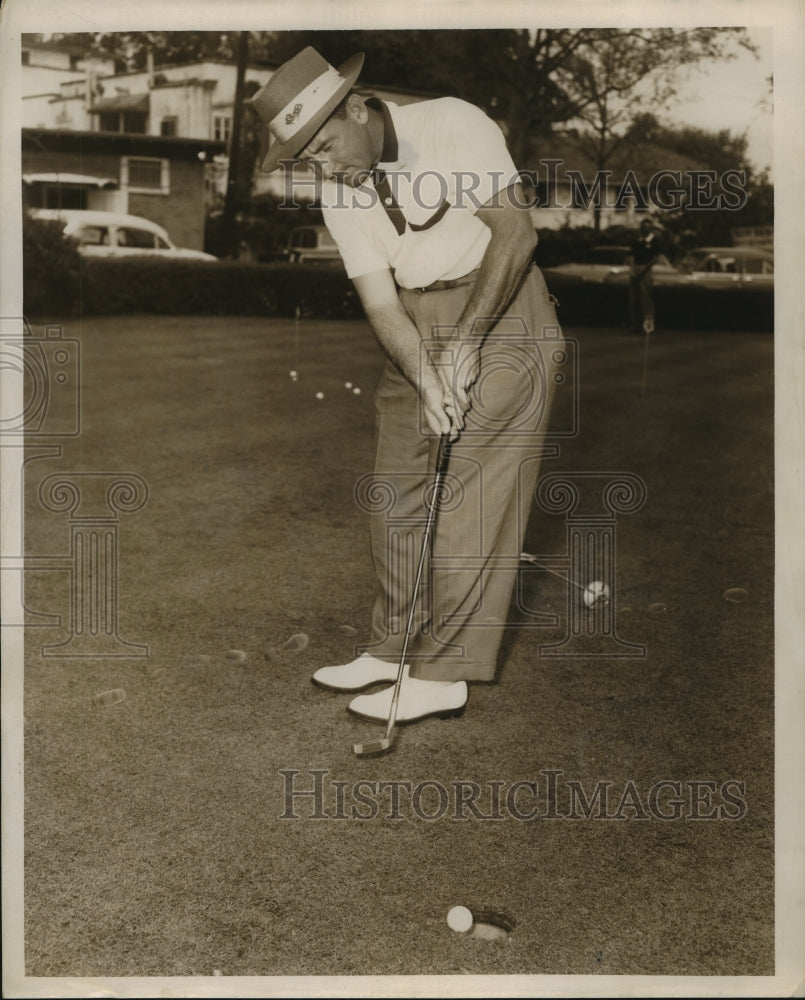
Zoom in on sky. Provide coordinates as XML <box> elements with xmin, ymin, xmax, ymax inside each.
<box><xmin>665</xmin><ymin>27</ymin><xmax>773</xmax><ymax>174</ymax></box>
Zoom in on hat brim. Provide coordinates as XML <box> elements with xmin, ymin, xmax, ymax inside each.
<box><xmin>259</xmin><ymin>52</ymin><xmax>365</xmax><ymax>173</ymax></box>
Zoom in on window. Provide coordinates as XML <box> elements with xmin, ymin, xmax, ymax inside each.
<box><xmin>291</xmin><ymin>229</ymin><xmax>318</xmax><ymax>249</ymax></box>
<box><xmin>122</xmin><ymin>111</ymin><xmax>147</xmax><ymax>134</ymax></box>
<box><xmin>75</xmin><ymin>226</ymin><xmax>110</xmax><ymax>246</ymax></box>
<box><xmin>21</xmin><ymin>50</ymin><xmax>30</xmax><ymax>65</ymax></box>
<box><xmin>744</xmin><ymin>256</ymin><xmax>773</xmax><ymax>275</ymax></box>
<box><xmin>213</xmin><ymin>114</ymin><xmax>232</xmax><ymax>143</ymax></box>
<box><xmin>44</xmin><ymin>186</ymin><xmax>87</xmax><ymax>210</ymax></box>
<box><xmin>116</xmin><ymin>227</ymin><xmax>157</xmax><ymax>249</ymax></box>
<box><xmin>160</xmin><ymin>116</ymin><xmax>178</xmax><ymax>137</ymax></box>
<box><xmin>99</xmin><ymin>111</ymin><xmax>119</xmax><ymax>132</ymax></box>
<box><xmin>122</xmin><ymin>156</ymin><xmax>169</xmax><ymax>194</ymax></box>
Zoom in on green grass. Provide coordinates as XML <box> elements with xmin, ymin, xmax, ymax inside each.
<box><xmin>22</xmin><ymin>314</ymin><xmax>773</xmax><ymax>979</ymax></box>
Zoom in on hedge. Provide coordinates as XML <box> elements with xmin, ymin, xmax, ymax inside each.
<box><xmin>541</xmin><ymin>271</ymin><xmax>773</xmax><ymax>332</ymax></box>
<box><xmin>23</xmin><ymin>240</ymin><xmax>772</xmax><ymax>332</ymax></box>
<box><xmin>23</xmin><ymin>215</ymin><xmax>82</xmax><ymax>317</ymax></box>
<box><xmin>77</xmin><ymin>257</ymin><xmax>363</xmax><ymax>319</ymax></box>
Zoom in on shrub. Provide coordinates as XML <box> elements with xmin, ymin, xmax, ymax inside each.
<box><xmin>22</xmin><ymin>214</ymin><xmax>81</xmax><ymax>317</ymax></box>
<box><xmin>78</xmin><ymin>258</ymin><xmax>363</xmax><ymax>319</ymax></box>
<box><xmin>533</xmin><ymin>225</ymin><xmax>637</xmax><ymax>268</ymax></box>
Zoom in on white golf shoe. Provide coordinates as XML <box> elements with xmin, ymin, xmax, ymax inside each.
<box><xmin>347</xmin><ymin>674</ymin><xmax>468</xmax><ymax>725</ymax></box>
<box><xmin>311</xmin><ymin>652</ymin><xmax>401</xmax><ymax>692</ymax></box>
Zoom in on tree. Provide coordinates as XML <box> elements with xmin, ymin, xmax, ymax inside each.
<box><xmin>265</xmin><ymin>27</ymin><xmax>592</xmax><ymax>163</ymax></box>
<box><xmin>554</xmin><ymin>28</ymin><xmax>757</xmax><ymax>228</ymax></box>
<box><xmin>620</xmin><ymin>116</ymin><xmax>773</xmax><ymax>250</ymax></box>
<box><xmin>219</xmin><ymin>31</ymin><xmax>250</xmax><ymax>258</ymax></box>
<box><xmin>49</xmin><ymin>31</ymin><xmax>240</xmax><ymax>69</ymax></box>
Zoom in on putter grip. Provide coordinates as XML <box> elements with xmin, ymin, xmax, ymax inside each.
<box><xmin>435</xmin><ymin>432</ymin><xmax>451</xmax><ymax>475</ymax></box>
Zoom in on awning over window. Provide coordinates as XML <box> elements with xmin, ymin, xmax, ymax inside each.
<box><xmin>89</xmin><ymin>93</ymin><xmax>149</xmax><ymax>114</ymax></box>
<box><xmin>23</xmin><ymin>173</ymin><xmax>119</xmax><ymax>189</ymax></box>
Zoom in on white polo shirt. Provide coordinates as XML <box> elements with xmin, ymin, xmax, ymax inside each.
<box><xmin>320</xmin><ymin>98</ymin><xmax>520</xmax><ymax>289</ymax></box>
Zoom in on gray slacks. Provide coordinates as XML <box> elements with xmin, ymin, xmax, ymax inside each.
<box><xmin>363</xmin><ymin>264</ymin><xmax>563</xmax><ymax>682</ymax></box>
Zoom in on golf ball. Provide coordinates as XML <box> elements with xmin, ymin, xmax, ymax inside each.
<box><xmin>315</xmin><ymin>392</ymin><xmax>324</xmax><ymax>400</ymax></box>
<box><xmin>289</xmin><ymin>370</ymin><xmax>298</xmax><ymax>379</ymax></box>
<box><xmin>447</xmin><ymin>905</ymin><xmax>474</xmax><ymax>933</ymax></box>
<box><xmin>345</xmin><ymin>381</ymin><xmax>353</xmax><ymax>389</ymax></box>
<box><xmin>583</xmin><ymin>580</ymin><xmax>610</xmax><ymax>608</ymax></box>
<box><xmin>353</xmin><ymin>387</ymin><xmax>361</xmax><ymax>395</ymax></box>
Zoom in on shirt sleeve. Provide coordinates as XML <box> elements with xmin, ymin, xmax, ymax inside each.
<box><xmin>321</xmin><ymin>187</ymin><xmax>390</xmax><ymax>280</ymax></box>
<box><xmin>432</xmin><ymin>98</ymin><xmax>520</xmax><ymax>214</ymax></box>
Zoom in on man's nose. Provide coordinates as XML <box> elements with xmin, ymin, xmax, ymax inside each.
<box><xmin>319</xmin><ymin>157</ymin><xmax>338</xmax><ymax>181</ymax></box>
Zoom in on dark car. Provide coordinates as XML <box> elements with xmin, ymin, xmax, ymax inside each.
<box><xmin>546</xmin><ymin>245</ymin><xmax>677</xmax><ymax>284</ymax></box>
<box><xmin>670</xmin><ymin>246</ymin><xmax>773</xmax><ymax>289</ymax></box>
<box><xmin>283</xmin><ymin>225</ymin><xmax>343</xmax><ymax>265</ymax></box>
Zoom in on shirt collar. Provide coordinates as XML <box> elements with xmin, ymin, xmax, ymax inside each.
<box><xmin>366</xmin><ymin>97</ymin><xmax>406</xmax><ymax>170</ymax></box>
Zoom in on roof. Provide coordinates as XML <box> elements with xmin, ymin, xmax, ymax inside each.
<box><xmin>525</xmin><ymin>132</ymin><xmax>708</xmax><ymax>184</ymax></box>
<box><xmin>689</xmin><ymin>246</ymin><xmax>774</xmax><ymax>259</ymax></box>
<box><xmin>23</xmin><ymin>172</ymin><xmax>118</xmax><ymax>188</ymax></box>
<box><xmin>89</xmin><ymin>93</ymin><xmax>149</xmax><ymax>114</ymax></box>
<box><xmin>22</xmin><ymin>127</ymin><xmax>226</xmax><ymax>160</ymax></box>
<box><xmin>21</xmin><ymin>36</ymin><xmax>109</xmax><ymax>59</ymax></box>
<box><xmin>151</xmin><ymin>77</ymin><xmax>217</xmax><ymax>90</ymax></box>
<box><xmin>31</xmin><ymin>208</ymin><xmax>171</xmax><ymax>237</ymax></box>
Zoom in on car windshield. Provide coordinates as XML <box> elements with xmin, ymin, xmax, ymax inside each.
<box><xmin>679</xmin><ymin>250</ymin><xmax>773</xmax><ymax>275</ymax></box>
<box><xmin>743</xmin><ymin>256</ymin><xmax>773</xmax><ymax>274</ymax></box>
<box><xmin>680</xmin><ymin>251</ymin><xmax>724</xmax><ymax>272</ymax></box>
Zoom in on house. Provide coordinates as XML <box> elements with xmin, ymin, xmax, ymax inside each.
<box><xmin>22</xmin><ymin>129</ymin><xmax>224</xmax><ymax>251</ymax></box>
<box><xmin>21</xmin><ymin>38</ymin><xmax>225</xmax><ymax>250</ymax></box>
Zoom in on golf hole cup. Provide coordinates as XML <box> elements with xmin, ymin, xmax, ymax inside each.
<box><xmin>583</xmin><ymin>580</ymin><xmax>610</xmax><ymax>608</ymax></box>
<box><xmin>447</xmin><ymin>905</ymin><xmax>474</xmax><ymax>934</ymax></box>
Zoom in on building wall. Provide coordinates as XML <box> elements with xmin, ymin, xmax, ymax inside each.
<box><xmin>22</xmin><ymin>47</ymin><xmax>116</xmax><ymax>97</ymax></box>
<box><xmin>127</xmin><ymin>158</ymin><xmax>206</xmax><ymax>250</ymax></box>
<box><xmin>22</xmin><ymin>146</ymin><xmax>123</xmax><ymax>184</ymax></box>
<box><xmin>22</xmin><ymin>145</ymin><xmax>207</xmax><ymax>250</ymax></box>
<box><xmin>21</xmin><ymin>65</ymin><xmax>82</xmax><ymax>96</ymax></box>
<box><xmin>88</xmin><ymin>61</ymin><xmax>268</xmax><ymax>141</ymax></box>
<box><xmin>22</xmin><ymin>46</ymin><xmax>71</xmax><ymax>70</ymax></box>
<box><xmin>149</xmin><ymin>84</ymin><xmax>213</xmax><ymax>139</ymax></box>
<box><xmin>22</xmin><ymin>93</ymin><xmax>92</xmax><ymax>131</ymax></box>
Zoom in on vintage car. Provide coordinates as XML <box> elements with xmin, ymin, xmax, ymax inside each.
<box><xmin>30</xmin><ymin>209</ymin><xmax>218</xmax><ymax>261</ymax></box>
<box><xmin>283</xmin><ymin>225</ymin><xmax>343</xmax><ymax>265</ymax></box>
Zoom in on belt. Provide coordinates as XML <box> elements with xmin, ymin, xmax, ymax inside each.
<box><xmin>412</xmin><ymin>268</ymin><xmax>481</xmax><ymax>293</ymax></box>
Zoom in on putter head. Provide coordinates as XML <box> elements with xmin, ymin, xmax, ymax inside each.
<box><xmin>353</xmin><ymin>738</ymin><xmax>392</xmax><ymax>757</ymax></box>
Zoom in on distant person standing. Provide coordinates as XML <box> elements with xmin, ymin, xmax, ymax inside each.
<box><xmin>629</xmin><ymin>218</ymin><xmax>662</xmax><ymax>334</ymax></box>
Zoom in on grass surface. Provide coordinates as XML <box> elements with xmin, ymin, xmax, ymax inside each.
<box><xmin>22</xmin><ymin>313</ymin><xmax>773</xmax><ymax>979</ymax></box>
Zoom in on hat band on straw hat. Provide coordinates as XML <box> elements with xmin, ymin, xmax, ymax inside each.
<box><xmin>269</xmin><ymin>66</ymin><xmax>346</xmax><ymax>143</ymax></box>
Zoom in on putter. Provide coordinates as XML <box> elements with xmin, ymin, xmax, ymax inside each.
<box><xmin>353</xmin><ymin>432</ymin><xmax>452</xmax><ymax>757</ymax></box>
<box><xmin>520</xmin><ymin>551</ymin><xmax>610</xmax><ymax>606</ymax></box>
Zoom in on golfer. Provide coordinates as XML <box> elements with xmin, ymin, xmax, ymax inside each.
<box><xmin>629</xmin><ymin>217</ymin><xmax>662</xmax><ymax>334</ymax></box>
<box><xmin>253</xmin><ymin>47</ymin><xmax>563</xmax><ymax>726</ymax></box>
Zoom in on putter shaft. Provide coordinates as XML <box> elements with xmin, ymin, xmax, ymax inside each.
<box><xmin>354</xmin><ymin>434</ymin><xmax>451</xmax><ymax>757</ymax></box>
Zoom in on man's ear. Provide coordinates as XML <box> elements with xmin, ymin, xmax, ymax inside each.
<box><xmin>346</xmin><ymin>93</ymin><xmax>369</xmax><ymax>124</ymax></box>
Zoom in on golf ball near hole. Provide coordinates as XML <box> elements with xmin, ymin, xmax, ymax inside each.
<box><xmin>447</xmin><ymin>905</ymin><xmax>474</xmax><ymax>933</ymax></box>
<box><xmin>583</xmin><ymin>580</ymin><xmax>610</xmax><ymax>607</ymax></box>
<box><xmin>315</xmin><ymin>392</ymin><xmax>324</xmax><ymax>400</ymax></box>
